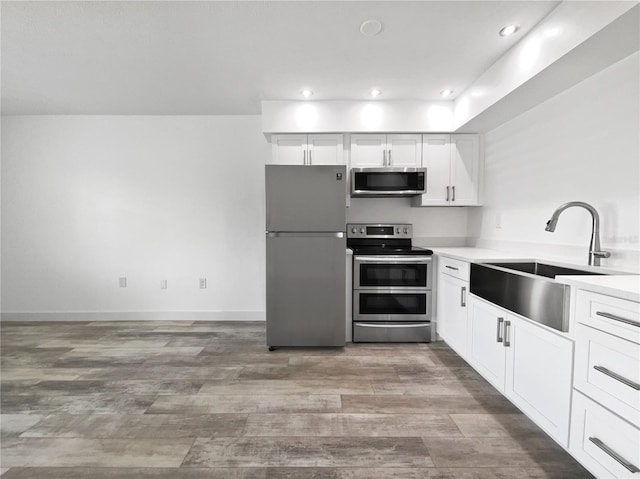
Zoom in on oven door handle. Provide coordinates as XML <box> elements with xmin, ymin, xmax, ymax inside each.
<box><xmin>354</xmin><ymin>256</ymin><xmax>432</xmax><ymax>262</ymax></box>
<box><xmin>355</xmin><ymin>322</ymin><xmax>431</xmax><ymax>328</ymax></box>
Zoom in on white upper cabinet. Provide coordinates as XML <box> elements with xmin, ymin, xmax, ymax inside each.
<box><xmin>451</xmin><ymin>135</ymin><xmax>480</xmax><ymax>205</ymax></box>
<box><xmin>387</xmin><ymin>134</ymin><xmax>422</xmax><ymax>167</ymax></box>
<box><xmin>271</xmin><ymin>135</ymin><xmax>307</xmax><ymax>165</ymax></box>
<box><xmin>271</xmin><ymin>134</ymin><xmax>344</xmax><ymax>165</ymax></box>
<box><xmin>350</xmin><ymin>134</ymin><xmax>421</xmax><ymax>168</ymax></box>
<box><xmin>349</xmin><ymin>134</ymin><xmax>386</xmax><ymax>167</ymax></box>
<box><xmin>413</xmin><ymin>133</ymin><xmax>481</xmax><ymax>206</ymax></box>
<box><xmin>307</xmin><ymin>134</ymin><xmax>344</xmax><ymax>165</ymax></box>
<box><xmin>419</xmin><ymin>134</ymin><xmax>452</xmax><ymax>205</ymax></box>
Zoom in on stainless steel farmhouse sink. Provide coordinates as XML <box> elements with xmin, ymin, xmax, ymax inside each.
<box><xmin>470</xmin><ymin>262</ymin><xmax>609</xmax><ymax>332</ymax></box>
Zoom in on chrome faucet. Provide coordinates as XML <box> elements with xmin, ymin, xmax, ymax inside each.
<box><xmin>545</xmin><ymin>201</ymin><xmax>611</xmax><ymax>266</ymax></box>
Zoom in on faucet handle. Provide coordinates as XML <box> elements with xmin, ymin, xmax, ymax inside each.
<box><xmin>592</xmin><ymin>250</ymin><xmax>611</xmax><ymax>259</ymax></box>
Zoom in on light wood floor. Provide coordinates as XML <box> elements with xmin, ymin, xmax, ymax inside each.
<box><xmin>0</xmin><ymin>320</ymin><xmax>592</xmax><ymax>478</ymax></box>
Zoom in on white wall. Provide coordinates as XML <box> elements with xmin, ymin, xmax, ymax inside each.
<box><xmin>468</xmin><ymin>52</ymin><xmax>640</xmax><ymax>271</ymax></box>
<box><xmin>347</xmin><ymin>198</ymin><xmax>469</xmax><ymax>247</ymax></box>
<box><xmin>1</xmin><ymin>115</ymin><xmax>270</xmax><ymax>319</ymax></box>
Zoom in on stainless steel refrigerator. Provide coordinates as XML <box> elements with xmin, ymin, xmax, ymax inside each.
<box><xmin>265</xmin><ymin>165</ymin><xmax>347</xmax><ymax>349</ymax></box>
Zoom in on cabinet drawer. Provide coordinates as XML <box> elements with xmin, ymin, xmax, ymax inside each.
<box><xmin>438</xmin><ymin>256</ymin><xmax>469</xmax><ymax>281</ymax></box>
<box><xmin>576</xmin><ymin>290</ymin><xmax>640</xmax><ymax>343</ymax></box>
<box><xmin>570</xmin><ymin>390</ymin><xmax>640</xmax><ymax>479</ymax></box>
<box><xmin>574</xmin><ymin>323</ymin><xmax>640</xmax><ymax>426</ymax></box>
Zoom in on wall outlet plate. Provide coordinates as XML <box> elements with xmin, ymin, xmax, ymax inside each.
<box><xmin>119</xmin><ymin>277</ymin><xmax>127</xmax><ymax>288</ymax></box>
<box><xmin>160</xmin><ymin>279</ymin><xmax>168</xmax><ymax>290</ymax></box>
<box><xmin>199</xmin><ymin>278</ymin><xmax>207</xmax><ymax>289</ymax></box>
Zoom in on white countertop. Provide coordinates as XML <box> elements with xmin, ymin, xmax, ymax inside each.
<box><xmin>430</xmin><ymin>247</ymin><xmax>533</xmax><ymax>262</ymax></box>
<box><xmin>556</xmin><ymin>275</ymin><xmax>640</xmax><ymax>302</ymax></box>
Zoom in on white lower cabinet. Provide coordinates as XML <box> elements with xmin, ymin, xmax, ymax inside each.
<box><xmin>437</xmin><ymin>273</ymin><xmax>468</xmax><ymax>357</ymax></box>
<box><xmin>467</xmin><ymin>295</ymin><xmax>573</xmax><ymax>446</ymax></box>
<box><xmin>467</xmin><ymin>298</ymin><xmax>506</xmax><ymax>390</ymax></box>
<box><xmin>570</xmin><ymin>390</ymin><xmax>640</xmax><ymax>479</ymax></box>
<box><xmin>436</xmin><ymin>257</ymin><xmax>469</xmax><ymax>358</ymax></box>
<box><xmin>504</xmin><ymin>315</ymin><xmax>573</xmax><ymax>446</ymax></box>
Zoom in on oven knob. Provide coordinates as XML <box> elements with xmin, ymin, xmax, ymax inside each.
<box><xmin>403</xmin><ymin>227</ymin><xmax>409</xmax><ymax>234</ymax></box>
<box><xmin>351</xmin><ymin>227</ymin><xmax>357</xmax><ymax>234</ymax></box>
<box><xmin>360</xmin><ymin>228</ymin><xmax>365</xmax><ymax>234</ymax></box>
<box><xmin>396</xmin><ymin>228</ymin><xmax>400</xmax><ymax>234</ymax></box>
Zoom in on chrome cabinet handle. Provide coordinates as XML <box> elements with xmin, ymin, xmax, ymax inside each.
<box><xmin>588</xmin><ymin>437</ymin><xmax>640</xmax><ymax>473</ymax></box>
<box><xmin>303</xmin><ymin>150</ymin><xmax>307</xmax><ymax>165</ymax></box>
<box><xmin>445</xmin><ymin>265</ymin><xmax>459</xmax><ymax>271</ymax></box>
<box><xmin>596</xmin><ymin>311</ymin><xmax>640</xmax><ymax>328</ymax></box>
<box><xmin>388</xmin><ymin>149</ymin><xmax>392</xmax><ymax>166</ymax></box>
<box><xmin>446</xmin><ymin>186</ymin><xmax>450</xmax><ymax>202</ymax></box>
<box><xmin>460</xmin><ymin>287</ymin><xmax>466</xmax><ymax>307</ymax></box>
<box><xmin>593</xmin><ymin>365</ymin><xmax>640</xmax><ymax>390</ymax></box>
<box><xmin>503</xmin><ymin>320</ymin><xmax>511</xmax><ymax>347</ymax></box>
<box><xmin>496</xmin><ymin>317</ymin><xmax>504</xmax><ymax>343</ymax></box>
<box><xmin>452</xmin><ymin>185</ymin><xmax>456</xmax><ymax>202</ymax></box>
<box><xmin>383</xmin><ymin>149</ymin><xmax>387</xmax><ymax>167</ymax></box>
<box><xmin>309</xmin><ymin>150</ymin><xmax>312</xmax><ymax>165</ymax></box>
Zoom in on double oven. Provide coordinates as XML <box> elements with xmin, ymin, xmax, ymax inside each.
<box><xmin>348</xmin><ymin>224</ymin><xmax>433</xmax><ymax>342</ymax></box>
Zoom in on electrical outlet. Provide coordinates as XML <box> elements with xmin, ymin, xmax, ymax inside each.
<box><xmin>199</xmin><ymin>278</ymin><xmax>207</xmax><ymax>289</ymax></box>
<box><xmin>160</xmin><ymin>279</ymin><xmax>168</xmax><ymax>290</ymax></box>
<box><xmin>119</xmin><ymin>277</ymin><xmax>127</xmax><ymax>288</ymax></box>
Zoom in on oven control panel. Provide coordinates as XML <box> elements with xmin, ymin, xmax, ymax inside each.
<box><xmin>347</xmin><ymin>223</ymin><xmax>412</xmax><ymax>238</ymax></box>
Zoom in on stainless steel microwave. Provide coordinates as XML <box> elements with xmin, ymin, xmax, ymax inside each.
<box><xmin>351</xmin><ymin>168</ymin><xmax>427</xmax><ymax>197</ymax></box>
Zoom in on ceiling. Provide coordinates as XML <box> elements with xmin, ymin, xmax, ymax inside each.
<box><xmin>1</xmin><ymin>1</ymin><xmax>562</xmax><ymax>115</ymax></box>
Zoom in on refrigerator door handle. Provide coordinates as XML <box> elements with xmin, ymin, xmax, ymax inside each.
<box><xmin>267</xmin><ymin>232</ymin><xmax>345</xmax><ymax>238</ymax></box>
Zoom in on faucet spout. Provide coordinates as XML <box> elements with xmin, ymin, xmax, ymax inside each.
<box><xmin>544</xmin><ymin>202</ymin><xmax>610</xmax><ymax>266</ymax></box>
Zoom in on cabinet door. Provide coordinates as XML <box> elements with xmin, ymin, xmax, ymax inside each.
<box><xmin>271</xmin><ymin>134</ymin><xmax>307</xmax><ymax>165</ymax></box>
<box><xmin>467</xmin><ymin>296</ymin><xmax>506</xmax><ymax>391</ymax></box>
<box><xmin>437</xmin><ymin>272</ymin><xmax>469</xmax><ymax>358</ymax></box>
<box><xmin>308</xmin><ymin>134</ymin><xmax>344</xmax><ymax>165</ymax></box>
<box><xmin>450</xmin><ymin>134</ymin><xmax>480</xmax><ymax>205</ymax></box>
<box><xmin>387</xmin><ymin>134</ymin><xmax>422</xmax><ymax>168</ymax></box>
<box><xmin>350</xmin><ymin>134</ymin><xmax>387</xmax><ymax>168</ymax></box>
<box><xmin>505</xmin><ymin>316</ymin><xmax>573</xmax><ymax>446</ymax></box>
<box><xmin>416</xmin><ymin>134</ymin><xmax>451</xmax><ymax>206</ymax></box>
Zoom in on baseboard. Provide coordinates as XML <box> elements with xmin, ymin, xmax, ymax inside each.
<box><xmin>0</xmin><ymin>311</ymin><xmax>266</xmax><ymax>322</ymax></box>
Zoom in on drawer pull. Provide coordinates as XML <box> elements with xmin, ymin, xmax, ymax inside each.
<box><xmin>460</xmin><ymin>286</ymin><xmax>467</xmax><ymax>307</ymax></box>
<box><xmin>593</xmin><ymin>365</ymin><xmax>640</xmax><ymax>390</ymax></box>
<box><xmin>445</xmin><ymin>265</ymin><xmax>459</xmax><ymax>271</ymax></box>
<box><xmin>596</xmin><ymin>311</ymin><xmax>640</xmax><ymax>328</ymax></box>
<box><xmin>588</xmin><ymin>437</ymin><xmax>640</xmax><ymax>473</ymax></box>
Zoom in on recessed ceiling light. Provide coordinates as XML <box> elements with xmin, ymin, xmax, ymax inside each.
<box><xmin>300</xmin><ymin>89</ymin><xmax>313</xmax><ymax>99</ymax></box>
<box><xmin>360</xmin><ymin>19</ymin><xmax>383</xmax><ymax>36</ymax></box>
<box><xmin>499</xmin><ymin>25</ymin><xmax>520</xmax><ymax>37</ymax></box>
<box><xmin>440</xmin><ymin>89</ymin><xmax>453</xmax><ymax>98</ymax></box>
<box><xmin>369</xmin><ymin>88</ymin><xmax>382</xmax><ymax>98</ymax></box>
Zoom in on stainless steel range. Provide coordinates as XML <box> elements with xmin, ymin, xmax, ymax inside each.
<box><xmin>347</xmin><ymin>223</ymin><xmax>434</xmax><ymax>343</ymax></box>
